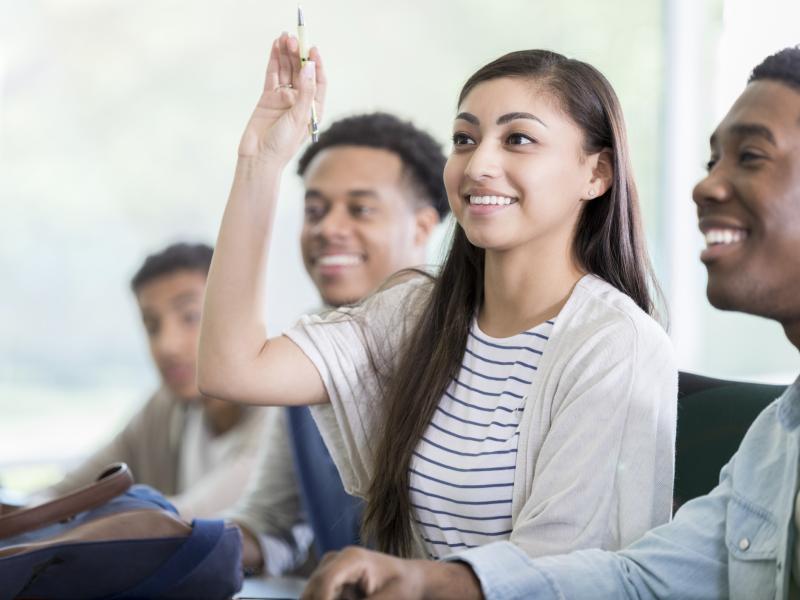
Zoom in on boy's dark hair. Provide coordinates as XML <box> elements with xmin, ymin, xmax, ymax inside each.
<box><xmin>749</xmin><ymin>46</ymin><xmax>800</xmax><ymax>90</ymax></box>
<box><xmin>296</xmin><ymin>112</ymin><xmax>450</xmax><ymax>219</ymax></box>
<box><xmin>130</xmin><ymin>242</ymin><xmax>213</xmax><ymax>293</ymax></box>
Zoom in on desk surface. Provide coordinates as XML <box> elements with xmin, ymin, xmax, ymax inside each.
<box><xmin>235</xmin><ymin>575</ymin><xmax>306</xmax><ymax>599</ymax></box>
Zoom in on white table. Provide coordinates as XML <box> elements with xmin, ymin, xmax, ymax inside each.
<box><xmin>235</xmin><ymin>575</ymin><xmax>306</xmax><ymax>599</ymax></box>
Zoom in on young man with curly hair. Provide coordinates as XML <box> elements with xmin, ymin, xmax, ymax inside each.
<box><xmin>226</xmin><ymin>112</ymin><xmax>450</xmax><ymax>576</ymax></box>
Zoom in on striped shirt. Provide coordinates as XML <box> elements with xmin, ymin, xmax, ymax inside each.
<box><xmin>410</xmin><ymin>317</ymin><xmax>554</xmax><ymax>558</ymax></box>
<box><xmin>291</xmin><ymin>275</ymin><xmax>677</xmax><ymax>560</ymax></box>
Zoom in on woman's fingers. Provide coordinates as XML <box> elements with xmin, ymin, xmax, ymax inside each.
<box><xmin>291</xmin><ymin>60</ymin><xmax>316</xmax><ymax>128</ymax></box>
<box><xmin>245</xmin><ymin>34</ymin><xmax>323</xmax><ymax>160</ymax></box>
<box><xmin>261</xmin><ymin>35</ymin><xmax>323</xmax><ymax>119</ymax></box>
<box><xmin>309</xmin><ymin>46</ymin><xmax>325</xmax><ymax>84</ymax></box>
<box><xmin>264</xmin><ymin>38</ymin><xmax>281</xmax><ymax>92</ymax></box>
<box><xmin>277</xmin><ymin>32</ymin><xmax>292</xmax><ymax>85</ymax></box>
<box><xmin>309</xmin><ymin>46</ymin><xmax>327</xmax><ymax>122</ymax></box>
<box><xmin>288</xmin><ymin>35</ymin><xmax>303</xmax><ymax>82</ymax></box>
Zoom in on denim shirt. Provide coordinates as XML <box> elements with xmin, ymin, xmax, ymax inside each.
<box><xmin>448</xmin><ymin>378</ymin><xmax>800</xmax><ymax>600</ymax></box>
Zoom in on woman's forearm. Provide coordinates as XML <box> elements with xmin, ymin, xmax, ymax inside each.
<box><xmin>198</xmin><ymin>34</ymin><xmax>326</xmax><ymax>406</ymax></box>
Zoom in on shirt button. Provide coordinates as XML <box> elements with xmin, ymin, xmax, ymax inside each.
<box><xmin>739</xmin><ymin>538</ymin><xmax>750</xmax><ymax>551</ymax></box>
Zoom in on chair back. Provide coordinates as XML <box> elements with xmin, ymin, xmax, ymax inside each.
<box><xmin>286</xmin><ymin>406</ymin><xmax>363</xmax><ymax>556</ymax></box>
<box><xmin>675</xmin><ymin>372</ymin><xmax>786</xmax><ymax>510</ymax></box>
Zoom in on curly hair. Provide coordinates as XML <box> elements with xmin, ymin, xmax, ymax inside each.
<box><xmin>749</xmin><ymin>46</ymin><xmax>800</xmax><ymax>90</ymax></box>
<box><xmin>130</xmin><ymin>242</ymin><xmax>213</xmax><ymax>293</ymax></box>
<box><xmin>297</xmin><ymin>112</ymin><xmax>449</xmax><ymax>219</ymax></box>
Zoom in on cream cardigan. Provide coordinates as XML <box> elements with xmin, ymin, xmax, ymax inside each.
<box><xmin>285</xmin><ymin>274</ymin><xmax>677</xmax><ymax>559</ymax></box>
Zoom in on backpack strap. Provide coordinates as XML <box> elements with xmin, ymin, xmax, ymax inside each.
<box><xmin>108</xmin><ymin>519</ymin><xmax>226</xmax><ymax>599</ymax></box>
<box><xmin>0</xmin><ymin>463</ymin><xmax>133</xmax><ymax>539</ymax></box>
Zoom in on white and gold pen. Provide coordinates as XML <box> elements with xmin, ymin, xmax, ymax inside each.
<box><xmin>297</xmin><ymin>5</ymin><xmax>319</xmax><ymax>143</ymax></box>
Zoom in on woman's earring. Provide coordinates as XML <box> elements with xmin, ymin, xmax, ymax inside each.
<box><xmin>587</xmin><ymin>189</ymin><xmax>596</xmax><ymax>199</ymax></box>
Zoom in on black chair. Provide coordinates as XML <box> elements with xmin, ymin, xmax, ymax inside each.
<box><xmin>285</xmin><ymin>372</ymin><xmax>787</xmax><ymax>534</ymax></box>
<box><xmin>674</xmin><ymin>372</ymin><xmax>787</xmax><ymax>511</ymax></box>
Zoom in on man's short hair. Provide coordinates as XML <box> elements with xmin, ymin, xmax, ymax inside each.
<box><xmin>297</xmin><ymin>112</ymin><xmax>450</xmax><ymax>219</ymax></box>
<box><xmin>130</xmin><ymin>242</ymin><xmax>213</xmax><ymax>293</ymax></box>
<box><xmin>749</xmin><ymin>46</ymin><xmax>800</xmax><ymax>91</ymax></box>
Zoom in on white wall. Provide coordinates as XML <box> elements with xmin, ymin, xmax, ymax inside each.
<box><xmin>1</xmin><ymin>0</ymin><xmax>798</xmax><ymax>471</ymax></box>
<box><xmin>662</xmin><ymin>0</ymin><xmax>800</xmax><ymax>383</ymax></box>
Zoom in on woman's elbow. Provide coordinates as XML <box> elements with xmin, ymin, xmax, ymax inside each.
<box><xmin>196</xmin><ymin>371</ymin><xmax>227</xmax><ymax>401</ymax></box>
<box><xmin>196</xmin><ymin>357</ymin><xmax>239</xmax><ymax>402</ymax></box>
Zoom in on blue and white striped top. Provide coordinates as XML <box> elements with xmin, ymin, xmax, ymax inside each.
<box><xmin>290</xmin><ymin>276</ymin><xmax>676</xmax><ymax>560</ymax></box>
<box><xmin>410</xmin><ymin>317</ymin><xmax>554</xmax><ymax>558</ymax></box>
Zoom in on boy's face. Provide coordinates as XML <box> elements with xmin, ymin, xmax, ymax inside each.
<box><xmin>136</xmin><ymin>269</ymin><xmax>206</xmax><ymax>400</ymax></box>
<box><xmin>693</xmin><ymin>80</ymin><xmax>800</xmax><ymax>322</ymax></box>
<box><xmin>300</xmin><ymin>146</ymin><xmax>438</xmax><ymax>307</ymax></box>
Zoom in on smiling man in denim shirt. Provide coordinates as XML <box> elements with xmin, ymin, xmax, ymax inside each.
<box><xmin>300</xmin><ymin>46</ymin><xmax>800</xmax><ymax>600</ymax></box>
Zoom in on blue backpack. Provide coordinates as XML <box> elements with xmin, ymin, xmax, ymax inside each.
<box><xmin>0</xmin><ymin>464</ymin><xmax>242</xmax><ymax>599</ymax></box>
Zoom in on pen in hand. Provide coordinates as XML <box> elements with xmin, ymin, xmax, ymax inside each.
<box><xmin>297</xmin><ymin>5</ymin><xmax>319</xmax><ymax>143</ymax></box>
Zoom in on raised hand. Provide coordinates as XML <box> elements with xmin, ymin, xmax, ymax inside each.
<box><xmin>238</xmin><ymin>33</ymin><xmax>327</xmax><ymax>165</ymax></box>
<box><xmin>198</xmin><ymin>32</ymin><xmax>332</xmax><ymax>412</ymax></box>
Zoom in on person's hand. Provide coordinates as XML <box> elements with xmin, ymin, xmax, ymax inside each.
<box><xmin>301</xmin><ymin>547</ymin><xmax>428</xmax><ymax>600</ymax></box>
<box><xmin>301</xmin><ymin>547</ymin><xmax>483</xmax><ymax>600</ymax></box>
<box><xmin>238</xmin><ymin>33</ymin><xmax>327</xmax><ymax>165</ymax></box>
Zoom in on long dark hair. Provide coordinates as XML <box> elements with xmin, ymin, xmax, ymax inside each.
<box><xmin>362</xmin><ymin>49</ymin><xmax>659</xmax><ymax>556</ymax></box>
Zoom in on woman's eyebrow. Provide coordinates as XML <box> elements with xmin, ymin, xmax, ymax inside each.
<box><xmin>455</xmin><ymin>112</ymin><xmax>479</xmax><ymax>125</ymax></box>
<box><xmin>453</xmin><ymin>112</ymin><xmax>548</xmax><ymax>128</ymax></box>
<box><xmin>496</xmin><ymin>112</ymin><xmax>547</xmax><ymax>127</ymax></box>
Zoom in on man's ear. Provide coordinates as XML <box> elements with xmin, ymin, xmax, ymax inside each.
<box><xmin>583</xmin><ymin>148</ymin><xmax>614</xmax><ymax>201</ymax></box>
<box><xmin>414</xmin><ymin>205</ymin><xmax>441</xmax><ymax>247</ymax></box>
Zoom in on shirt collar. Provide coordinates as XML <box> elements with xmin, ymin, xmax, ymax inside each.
<box><xmin>777</xmin><ymin>376</ymin><xmax>800</xmax><ymax>429</ymax></box>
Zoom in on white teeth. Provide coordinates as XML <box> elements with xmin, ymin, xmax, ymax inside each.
<box><xmin>704</xmin><ymin>229</ymin><xmax>747</xmax><ymax>247</ymax></box>
<box><xmin>317</xmin><ymin>254</ymin><xmax>362</xmax><ymax>267</ymax></box>
<box><xmin>469</xmin><ymin>195</ymin><xmax>515</xmax><ymax>206</ymax></box>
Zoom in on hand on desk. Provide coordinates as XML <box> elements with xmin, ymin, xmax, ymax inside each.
<box><xmin>300</xmin><ymin>546</ymin><xmax>483</xmax><ymax>600</ymax></box>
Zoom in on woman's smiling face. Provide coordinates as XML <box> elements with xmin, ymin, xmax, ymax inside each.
<box><xmin>444</xmin><ymin>77</ymin><xmax>600</xmax><ymax>255</ymax></box>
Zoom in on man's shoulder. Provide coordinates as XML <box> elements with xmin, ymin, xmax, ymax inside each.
<box><xmin>729</xmin><ymin>391</ymin><xmax>796</xmax><ymax>506</ymax></box>
<box><xmin>126</xmin><ymin>386</ymin><xmax>184</xmax><ymax>428</ymax></box>
<box><xmin>736</xmin><ymin>393</ymin><xmax>793</xmax><ymax>455</ymax></box>
<box><xmin>144</xmin><ymin>386</ymin><xmax>182</xmax><ymax>409</ymax></box>
<box><xmin>315</xmin><ymin>271</ymin><xmax>433</xmax><ymax>337</ymax></box>
<box><xmin>365</xmin><ymin>271</ymin><xmax>434</xmax><ymax>312</ymax></box>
